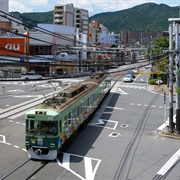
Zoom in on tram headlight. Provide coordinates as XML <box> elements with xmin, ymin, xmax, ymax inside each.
<box><xmin>50</xmin><ymin>143</ymin><xmax>55</xmax><ymax>148</ymax></box>
<box><xmin>26</xmin><ymin>141</ymin><xmax>30</xmax><ymax>146</ymax></box>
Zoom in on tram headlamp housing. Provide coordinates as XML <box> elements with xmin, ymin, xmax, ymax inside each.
<box><xmin>50</xmin><ymin>143</ymin><xmax>55</xmax><ymax>148</ymax></box>
<box><xmin>26</xmin><ymin>141</ymin><xmax>30</xmax><ymax>146</ymax></box>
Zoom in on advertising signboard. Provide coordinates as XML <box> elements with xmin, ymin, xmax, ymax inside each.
<box><xmin>0</xmin><ymin>37</ymin><xmax>26</xmax><ymax>57</ymax></box>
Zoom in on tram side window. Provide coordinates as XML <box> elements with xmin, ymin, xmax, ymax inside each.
<box><xmin>77</xmin><ymin>105</ymin><xmax>80</xmax><ymax>117</ymax></box>
<box><xmin>62</xmin><ymin>115</ymin><xmax>68</xmax><ymax>130</ymax></box>
<box><xmin>80</xmin><ymin>103</ymin><xmax>82</xmax><ymax>114</ymax></box>
<box><xmin>68</xmin><ymin>112</ymin><xmax>72</xmax><ymax>125</ymax></box>
<box><xmin>90</xmin><ymin>95</ymin><xmax>93</xmax><ymax>105</ymax></box>
<box><xmin>72</xmin><ymin>108</ymin><xmax>76</xmax><ymax>118</ymax></box>
<box><xmin>87</xmin><ymin>98</ymin><xmax>89</xmax><ymax>107</ymax></box>
<box><xmin>59</xmin><ymin>120</ymin><xmax>62</xmax><ymax>133</ymax></box>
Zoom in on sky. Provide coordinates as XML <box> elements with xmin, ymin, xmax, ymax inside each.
<box><xmin>9</xmin><ymin>0</ymin><xmax>180</xmax><ymax>16</ymax></box>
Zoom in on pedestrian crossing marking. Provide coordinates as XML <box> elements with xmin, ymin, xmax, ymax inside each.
<box><xmin>119</xmin><ymin>84</ymin><xmax>146</xmax><ymax>90</ymax></box>
<box><xmin>57</xmin><ymin>152</ymin><xmax>101</xmax><ymax>180</ymax></box>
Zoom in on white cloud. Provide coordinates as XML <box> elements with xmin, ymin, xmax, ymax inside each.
<box><xmin>9</xmin><ymin>0</ymin><xmax>180</xmax><ymax>15</ymax></box>
<box><xmin>9</xmin><ymin>0</ymin><xmax>49</xmax><ymax>13</ymax></box>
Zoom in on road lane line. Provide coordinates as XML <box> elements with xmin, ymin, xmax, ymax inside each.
<box><xmin>157</xmin><ymin>149</ymin><xmax>180</xmax><ymax>176</ymax></box>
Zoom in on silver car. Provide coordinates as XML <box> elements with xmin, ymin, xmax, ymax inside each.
<box><xmin>21</xmin><ymin>72</ymin><xmax>43</xmax><ymax>80</ymax></box>
<box><xmin>123</xmin><ymin>74</ymin><xmax>133</xmax><ymax>82</ymax></box>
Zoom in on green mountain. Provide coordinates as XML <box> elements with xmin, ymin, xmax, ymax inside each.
<box><xmin>11</xmin><ymin>3</ymin><xmax>179</xmax><ymax>33</ymax></box>
<box><xmin>90</xmin><ymin>3</ymin><xmax>179</xmax><ymax>32</ymax></box>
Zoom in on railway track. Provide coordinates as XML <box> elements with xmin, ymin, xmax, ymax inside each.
<box><xmin>0</xmin><ymin>159</ymin><xmax>48</xmax><ymax>180</ymax></box>
<box><xmin>0</xmin><ymin>88</ymin><xmax>64</xmax><ymax>120</ymax></box>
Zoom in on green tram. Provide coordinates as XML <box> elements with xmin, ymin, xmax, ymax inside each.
<box><xmin>25</xmin><ymin>72</ymin><xmax>111</xmax><ymax>160</ymax></box>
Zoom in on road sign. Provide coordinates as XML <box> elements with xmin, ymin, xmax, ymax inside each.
<box><xmin>20</xmin><ymin>57</ymin><xmax>24</xmax><ymax>62</ymax></box>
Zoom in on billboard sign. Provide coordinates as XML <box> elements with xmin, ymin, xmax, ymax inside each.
<box><xmin>0</xmin><ymin>37</ymin><xmax>26</xmax><ymax>57</ymax></box>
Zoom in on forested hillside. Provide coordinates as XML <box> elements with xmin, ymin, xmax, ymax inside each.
<box><xmin>11</xmin><ymin>3</ymin><xmax>179</xmax><ymax>33</ymax></box>
<box><xmin>89</xmin><ymin>3</ymin><xmax>179</xmax><ymax>32</ymax></box>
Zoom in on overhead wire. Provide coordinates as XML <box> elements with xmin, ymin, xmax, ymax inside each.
<box><xmin>0</xmin><ymin>9</ymin><xmax>170</xmax><ymax>70</ymax></box>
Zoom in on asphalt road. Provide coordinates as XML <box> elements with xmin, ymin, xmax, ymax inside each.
<box><xmin>0</xmin><ymin>73</ymin><xmax>180</xmax><ymax>180</ymax></box>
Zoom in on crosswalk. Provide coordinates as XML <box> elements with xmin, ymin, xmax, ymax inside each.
<box><xmin>119</xmin><ymin>83</ymin><xmax>147</xmax><ymax>90</ymax></box>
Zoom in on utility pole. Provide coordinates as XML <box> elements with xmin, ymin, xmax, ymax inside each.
<box><xmin>175</xmin><ymin>24</ymin><xmax>180</xmax><ymax>133</ymax></box>
<box><xmin>168</xmin><ymin>23</ymin><xmax>174</xmax><ymax>133</ymax></box>
<box><xmin>168</xmin><ymin>18</ymin><xmax>180</xmax><ymax>133</ymax></box>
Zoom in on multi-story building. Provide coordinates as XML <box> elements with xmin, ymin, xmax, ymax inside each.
<box><xmin>89</xmin><ymin>20</ymin><xmax>120</xmax><ymax>47</ymax></box>
<box><xmin>53</xmin><ymin>4</ymin><xmax>89</xmax><ymax>35</ymax></box>
<box><xmin>0</xmin><ymin>0</ymin><xmax>24</xmax><ymax>34</ymax></box>
<box><xmin>99</xmin><ymin>24</ymin><xmax>120</xmax><ymax>47</ymax></box>
<box><xmin>121</xmin><ymin>30</ymin><xmax>163</xmax><ymax>47</ymax></box>
<box><xmin>0</xmin><ymin>0</ymin><xmax>8</xmax><ymax>22</ymax></box>
<box><xmin>89</xmin><ymin>20</ymin><xmax>101</xmax><ymax>44</ymax></box>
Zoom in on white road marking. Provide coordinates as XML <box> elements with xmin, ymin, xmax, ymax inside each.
<box><xmin>157</xmin><ymin>149</ymin><xmax>180</xmax><ymax>176</ymax></box>
<box><xmin>157</xmin><ymin>116</ymin><xmax>176</xmax><ymax>131</ymax></box>
<box><xmin>89</xmin><ymin>119</ymin><xmax>118</xmax><ymax>130</ymax></box>
<box><xmin>84</xmin><ymin>157</ymin><xmax>93</xmax><ymax>180</ymax></box>
<box><xmin>0</xmin><ymin>135</ymin><xmax>6</xmax><ymax>143</ymax></box>
<box><xmin>12</xmin><ymin>95</ymin><xmax>43</xmax><ymax>98</ymax></box>
<box><xmin>119</xmin><ymin>84</ymin><xmax>146</xmax><ymax>90</ymax></box>
<box><xmin>62</xmin><ymin>153</ymin><xmax>70</xmax><ymax>170</ymax></box>
<box><xmin>96</xmin><ymin>119</ymin><xmax>105</xmax><ymax>125</ymax></box>
<box><xmin>57</xmin><ymin>153</ymin><xmax>101</xmax><ymax>180</ymax></box>
<box><xmin>106</xmin><ymin>106</ymin><xmax>124</xmax><ymax>110</ymax></box>
<box><xmin>109</xmin><ymin>132</ymin><xmax>120</xmax><ymax>137</ymax></box>
<box><xmin>117</xmin><ymin>87</ymin><xmax>128</xmax><ymax>95</ymax></box>
<box><xmin>8</xmin><ymin>110</ymin><xmax>28</xmax><ymax>119</ymax></box>
<box><xmin>7</xmin><ymin>89</ymin><xmax>24</xmax><ymax>93</ymax></box>
<box><xmin>0</xmin><ymin>135</ymin><xmax>26</xmax><ymax>152</ymax></box>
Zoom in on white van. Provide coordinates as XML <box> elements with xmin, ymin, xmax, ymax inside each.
<box><xmin>21</xmin><ymin>72</ymin><xmax>43</xmax><ymax>80</ymax></box>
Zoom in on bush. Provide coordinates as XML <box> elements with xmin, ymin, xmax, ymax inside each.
<box><xmin>148</xmin><ymin>78</ymin><xmax>159</xmax><ymax>85</ymax></box>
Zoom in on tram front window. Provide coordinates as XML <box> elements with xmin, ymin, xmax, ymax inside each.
<box><xmin>27</xmin><ymin>120</ymin><xmax>58</xmax><ymax>136</ymax></box>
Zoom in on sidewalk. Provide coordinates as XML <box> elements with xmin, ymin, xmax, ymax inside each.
<box><xmin>148</xmin><ymin>84</ymin><xmax>176</xmax><ymax>95</ymax></box>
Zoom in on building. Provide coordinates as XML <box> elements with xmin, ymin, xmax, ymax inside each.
<box><xmin>53</xmin><ymin>4</ymin><xmax>89</xmax><ymax>35</ymax></box>
<box><xmin>0</xmin><ymin>0</ymin><xmax>24</xmax><ymax>34</ymax></box>
<box><xmin>89</xmin><ymin>20</ymin><xmax>101</xmax><ymax>44</ymax></box>
<box><xmin>99</xmin><ymin>24</ymin><xmax>120</xmax><ymax>47</ymax></box>
<box><xmin>0</xmin><ymin>0</ymin><xmax>9</xmax><ymax>22</ymax></box>
<box><xmin>121</xmin><ymin>30</ymin><xmax>163</xmax><ymax>47</ymax></box>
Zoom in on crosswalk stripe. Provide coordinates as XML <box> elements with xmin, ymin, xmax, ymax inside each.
<box><xmin>119</xmin><ymin>84</ymin><xmax>146</xmax><ymax>89</ymax></box>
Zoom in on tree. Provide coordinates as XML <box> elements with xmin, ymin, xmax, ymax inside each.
<box><xmin>152</xmin><ymin>37</ymin><xmax>169</xmax><ymax>54</ymax></box>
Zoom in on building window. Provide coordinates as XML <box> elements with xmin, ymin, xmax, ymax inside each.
<box><xmin>55</xmin><ymin>6</ymin><xmax>64</xmax><ymax>10</ymax></box>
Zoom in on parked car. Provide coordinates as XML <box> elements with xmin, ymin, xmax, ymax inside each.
<box><xmin>21</xmin><ymin>72</ymin><xmax>43</xmax><ymax>80</ymax></box>
<box><xmin>127</xmin><ymin>70</ymin><xmax>136</xmax><ymax>78</ymax></box>
<box><xmin>123</xmin><ymin>74</ymin><xmax>134</xmax><ymax>82</ymax></box>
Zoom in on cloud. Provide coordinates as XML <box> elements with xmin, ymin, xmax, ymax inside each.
<box><xmin>9</xmin><ymin>0</ymin><xmax>180</xmax><ymax>15</ymax></box>
<box><xmin>9</xmin><ymin>0</ymin><xmax>49</xmax><ymax>12</ymax></box>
